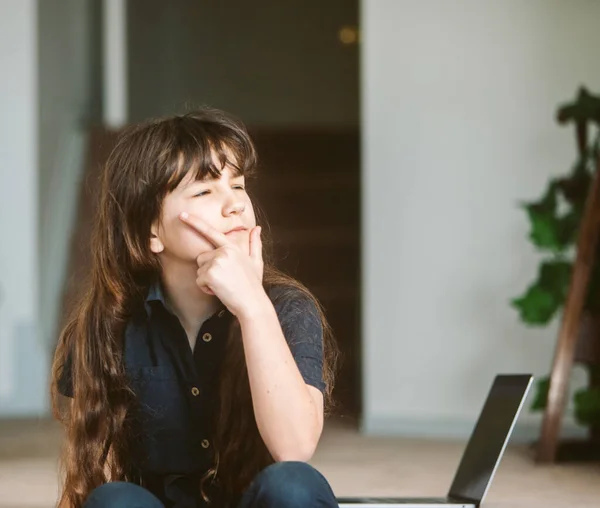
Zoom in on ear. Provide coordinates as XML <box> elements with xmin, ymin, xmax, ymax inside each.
<box><xmin>150</xmin><ymin>221</ymin><xmax>165</xmax><ymax>254</ymax></box>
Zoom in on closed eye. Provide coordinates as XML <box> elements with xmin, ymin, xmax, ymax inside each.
<box><xmin>233</xmin><ymin>185</ymin><xmax>245</xmax><ymax>190</ymax></box>
<box><xmin>193</xmin><ymin>190</ymin><xmax>210</xmax><ymax>197</ymax></box>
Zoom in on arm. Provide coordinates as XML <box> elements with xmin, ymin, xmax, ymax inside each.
<box><xmin>238</xmin><ymin>294</ymin><xmax>325</xmax><ymax>462</ymax></box>
<box><xmin>177</xmin><ymin>213</ymin><xmax>326</xmax><ymax>461</ymax></box>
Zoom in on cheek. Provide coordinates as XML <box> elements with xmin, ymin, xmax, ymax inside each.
<box><xmin>161</xmin><ymin>209</ymin><xmax>213</xmax><ymax>256</ymax></box>
<box><xmin>178</xmin><ymin>225</ymin><xmax>214</xmax><ymax>254</ymax></box>
<box><xmin>245</xmin><ymin>198</ymin><xmax>257</xmax><ymax>226</ymax></box>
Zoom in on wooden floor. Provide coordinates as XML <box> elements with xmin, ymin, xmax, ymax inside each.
<box><xmin>0</xmin><ymin>418</ymin><xmax>599</xmax><ymax>508</ymax></box>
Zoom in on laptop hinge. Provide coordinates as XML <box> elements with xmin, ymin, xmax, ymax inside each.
<box><xmin>450</xmin><ymin>494</ymin><xmax>480</xmax><ymax>506</ymax></box>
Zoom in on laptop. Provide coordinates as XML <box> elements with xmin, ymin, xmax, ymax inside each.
<box><xmin>337</xmin><ymin>374</ymin><xmax>534</xmax><ymax>508</ymax></box>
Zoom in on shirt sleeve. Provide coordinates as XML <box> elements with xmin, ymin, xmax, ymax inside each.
<box><xmin>56</xmin><ymin>349</ymin><xmax>74</xmax><ymax>398</ymax></box>
<box><xmin>272</xmin><ymin>287</ymin><xmax>326</xmax><ymax>394</ymax></box>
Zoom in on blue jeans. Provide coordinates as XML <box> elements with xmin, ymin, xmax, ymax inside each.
<box><xmin>84</xmin><ymin>461</ymin><xmax>338</xmax><ymax>508</ymax></box>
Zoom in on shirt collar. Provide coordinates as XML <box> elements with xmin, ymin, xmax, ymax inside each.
<box><xmin>143</xmin><ymin>277</ymin><xmax>229</xmax><ymax>320</ymax></box>
<box><xmin>144</xmin><ymin>277</ymin><xmax>168</xmax><ymax>317</ymax></box>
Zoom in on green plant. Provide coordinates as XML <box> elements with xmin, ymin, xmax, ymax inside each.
<box><xmin>512</xmin><ymin>87</ymin><xmax>600</xmax><ymax>427</ymax></box>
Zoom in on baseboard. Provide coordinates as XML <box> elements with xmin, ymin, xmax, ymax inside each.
<box><xmin>360</xmin><ymin>414</ymin><xmax>588</xmax><ymax>444</ymax></box>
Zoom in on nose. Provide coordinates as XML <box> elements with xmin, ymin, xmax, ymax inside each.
<box><xmin>223</xmin><ymin>195</ymin><xmax>245</xmax><ymax>217</ymax></box>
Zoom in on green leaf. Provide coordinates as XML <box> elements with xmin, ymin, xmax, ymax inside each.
<box><xmin>538</xmin><ymin>260</ymin><xmax>572</xmax><ymax>298</ymax></box>
<box><xmin>556</xmin><ymin>87</ymin><xmax>600</xmax><ymax>126</ymax></box>
<box><xmin>524</xmin><ymin>205</ymin><xmax>562</xmax><ymax>251</ymax></box>
<box><xmin>511</xmin><ymin>285</ymin><xmax>559</xmax><ymax>325</ymax></box>
<box><xmin>556</xmin><ymin>163</ymin><xmax>591</xmax><ymax>208</ymax></box>
<box><xmin>574</xmin><ymin>387</ymin><xmax>600</xmax><ymax>426</ymax></box>
<box><xmin>523</xmin><ymin>206</ymin><xmax>577</xmax><ymax>252</ymax></box>
<box><xmin>511</xmin><ymin>260</ymin><xmax>572</xmax><ymax>325</ymax></box>
<box><xmin>555</xmin><ymin>210</ymin><xmax>580</xmax><ymax>247</ymax></box>
<box><xmin>531</xmin><ymin>378</ymin><xmax>600</xmax><ymax>426</ymax></box>
<box><xmin>535</xmin><ymin>180</ymin><xmax>559</xmax><ymax>213</ymax></box>
<box><xmin>521</xmin><ymin>178</ymin><xmax>581</xmax><ymax>252</ymax></box>
<box><xmin>531</xmin><ymin>376</ymin><xmax>550</xmax><ymax>411</ymax></box>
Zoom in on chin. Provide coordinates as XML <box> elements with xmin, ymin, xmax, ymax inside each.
<box><xmin>232</xmin><ymin>233</ymin><xmax>250</xmax><ymax>247</ymax></box>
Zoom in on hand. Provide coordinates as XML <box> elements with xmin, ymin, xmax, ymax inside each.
<box><xmin>179</xmin><ymin>212</ymin><xmax>267</xmax><ymax>318</ymax></box>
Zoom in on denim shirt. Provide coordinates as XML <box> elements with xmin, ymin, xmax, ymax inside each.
<box><xmin>57</xmin><ymin>282</ymin><xmax>326</xmax><ymax>508</ymax></box>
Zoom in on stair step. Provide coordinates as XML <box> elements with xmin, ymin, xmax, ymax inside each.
<box><xmin>306</xmin><ymin>284</ymin><xmax>358</xmax><ymax>304</ymax></box>
<box><xmin>271</xmin><ymin>226</ymin><xmax>358</xmax><ymax>246</ymax></box>
<box><xmin>320</xmin><ymin>299</ymin><xmax>360</xmax><ymax>340</ymax></box>
<box><xmin>251</xmin><ymin>129</ymin><xmax>360</xmax><ymax>176</ymax></box>
<box><xmin>273</xmin><ymin>242</ymin><xmax>359</xmax><ymax>289</ymax></box>
<box><xmin>253</xmin><ymin>172</ymin><xmax>359</xmax><ymax>192</ymax></box>
<box><xmin>255</xmin><ymin>190</ymin><xmax>359</xmax><ymax>229</ymax></box>
<box><xmin>316</xmin><ymin>296</ymin><xmax>361</xmax><ymax>416</ymax></box>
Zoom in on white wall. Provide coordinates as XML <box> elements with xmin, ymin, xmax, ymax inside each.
<box><xmin>38</xmin><ymin>0</ymin><xmax>93</xmax><ymax>358</ymax></box>
<box><xmin>38</xmin><ymin>0</ymin><xmax>93</xmax><ymax>219</ymax></box>
<box><xmin>0</xmin><ymin>0</ymin><xmax>47</xmax><ymax>416</ymax></box>
<box><xmin>362</xmin><ymin>0</ymin><xmax>600</xmax><ymax>440</ymax></box>
<box><xmin>0</xmin><ymin>0</ymin><xmax>93</xmax><ymax>418</ymax></box>
<box><xmin>103</xmin><ymin>0</ymin><xmax>127</xmax><ymax>128</ymax></box>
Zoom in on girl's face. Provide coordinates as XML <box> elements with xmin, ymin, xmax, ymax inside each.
<box><xmin>150</xmin><ymin>158</ymin><xmax>256</xmax><ymax>262</ymax></box>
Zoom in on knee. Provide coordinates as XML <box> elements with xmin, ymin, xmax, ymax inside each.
<box><xmin>250</xmin><ymin>461</ymin><xmax>336</xmax><ymax>508</ymax></box>
<box><xmin>84</xmin><ymin>482</ymin><xmax>163</xmax><ymax>508</ymax></box>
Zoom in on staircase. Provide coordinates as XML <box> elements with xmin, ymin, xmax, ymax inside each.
<box><xmin>250</xmin><ymin>129</ymin><xmax>361</xmax><ymax>417</ymax></box>
<box><xmin>60</xmin><ymin>127</ymin><xmax>362</xmax><ymax>418</ymax></box>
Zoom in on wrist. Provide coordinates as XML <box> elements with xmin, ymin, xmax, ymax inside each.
<box><xmin>237</xmin><ymin>289</ymin><xmax>274</xmax><ymax>323</ymax></box>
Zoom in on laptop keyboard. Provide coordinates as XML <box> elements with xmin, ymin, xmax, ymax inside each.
<box><xmin>337</xmin><ymin>498</ymin><xmax>452</xmax><ymax>504</ymax></box>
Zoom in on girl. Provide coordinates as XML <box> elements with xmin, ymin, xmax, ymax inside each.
<box><xmin>51</xmin><ymin>109</ymin><xmax>340</xmax><ymax>508</ymax></box>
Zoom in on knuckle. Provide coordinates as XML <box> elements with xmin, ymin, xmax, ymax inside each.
<box><xmin>216</xmin><ymin>250</ymin><xmax>229</xmax><ymax>263</ymax></box>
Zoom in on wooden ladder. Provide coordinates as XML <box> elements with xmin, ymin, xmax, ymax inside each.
<box><xmin>537</xmin><ymin>89</ymin><xmax>600</xmax><ymax>462</ymax></box>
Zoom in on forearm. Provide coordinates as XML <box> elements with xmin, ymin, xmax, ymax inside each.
<box><xmin>238</xmin><ymin>296</ymin><xmax>323</xmax><ymax>462</ymax></box>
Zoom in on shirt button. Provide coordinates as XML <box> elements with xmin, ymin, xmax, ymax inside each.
<box><xmin>191</xmin><ymin>386</ymin><xmax>200</xmax><ymax>396</ymax></box>
<box><xmin>218</xmin><ymin>310</ymin><xmax>225</xmax><ymax>318</ymax></box>
<box><xmin>201</xmin><ymin>439</ymin><xmax>210</xmax><ymax>449</ymax></box>
<box><xmin>202</xmin><ymin>332</ymin><xmax>212</xmax><ymax>343</ymax></box>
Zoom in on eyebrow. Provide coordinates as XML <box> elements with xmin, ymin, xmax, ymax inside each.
<box><xmin>189</xmin><ymin>172</ymin><xmax>245</xmax><ymax>186</ymax></box>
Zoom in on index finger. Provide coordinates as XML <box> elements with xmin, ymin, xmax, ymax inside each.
<box><xmin>179</xmin><ymin>212</ymin><xmax>232</xmax><ymax>248</ymax></box>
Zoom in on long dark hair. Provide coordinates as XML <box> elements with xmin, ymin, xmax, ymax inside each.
<box><xmin>50</xmin><ymin>109</ymin><xmax>339</xmax><ymax>508</ymax></box>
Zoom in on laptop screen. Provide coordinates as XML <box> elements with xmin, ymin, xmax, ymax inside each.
<box><xmin>448</xmin><ymin>374</ymin><xmax>533</xmax><ymax>503</ymax></box>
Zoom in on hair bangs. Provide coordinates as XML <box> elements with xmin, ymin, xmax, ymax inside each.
<box><xmin>165</xmin><ymin>115</ymin><xmax>257</xmax><ymax>193</ymax></box>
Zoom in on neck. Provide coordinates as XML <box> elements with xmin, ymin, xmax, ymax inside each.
<box><xmin>159</xmin><ymin>262</ymin><xmax>220</xmax><ymax>341</ymax></box>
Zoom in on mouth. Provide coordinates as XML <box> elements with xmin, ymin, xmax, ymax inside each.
<box><xmin>224</xmin><ymin>226</ymin><xmax>248</xmax><ymax>235</ymax></box>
